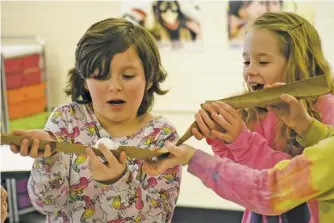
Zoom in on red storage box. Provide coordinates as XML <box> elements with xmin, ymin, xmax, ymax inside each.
<box><xmin>6</xmin><ymin>68</ymin><xmax>42</xmax><ymax>89</ymax></box>
<box><xmin>4</xmin><ymin>54</ymin><xmax>40</xmax><ymax>73</ymax></box>
<box><xmin>7</xmin><ymin>82</ymin><xmax>46</xmax><ymax>105</ymax></box>
<box><xmin>22</xmin><ymin>54</ymin><xmax>40</xmax><ymax>68</ymax></box>
<box><xmin>8</xmin><ymin>97</ymin><xmax>46</xmax><ymax>120</ymax></box>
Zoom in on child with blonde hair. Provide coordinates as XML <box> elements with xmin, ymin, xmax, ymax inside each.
<box><xmin>191</xmin><ymin>12</ymin><xmax>334</xmax><ymax>223</ymax></box>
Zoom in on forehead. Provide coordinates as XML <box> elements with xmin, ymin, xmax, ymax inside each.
<box><xmin>243</xmin><ymin>28</ymin><xmax>282</xmax><ymax>56</ymax></box>
<box><xmin>111</xmin><ymin>46</ymin><xmax>143</xmax><ymax>69</ymax></box>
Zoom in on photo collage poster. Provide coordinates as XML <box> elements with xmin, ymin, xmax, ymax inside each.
<box><xmin>121</xmin><ymin>1</ymin><xmax>203</xmax><ymax>51</ymax></box>
<box><xmin>227</xmin><ymin>0</ymin><xmax>315</xmax><ymax>48</ymax></box>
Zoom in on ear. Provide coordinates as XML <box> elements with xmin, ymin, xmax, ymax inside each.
<box><xmin>84</xmin><ymin>80</ymin><xmax>88</xmax><ymax>91</ymax></box>
<box><xmin>147</xmin><ymin>82</ymin><xmax>153</xmax><ymax>90</ymax></box>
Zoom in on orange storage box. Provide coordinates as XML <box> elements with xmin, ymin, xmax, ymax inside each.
<box><xmin>8</xmin><ymin>97</ymin><xmax>47</xmax><ymax>120</ymax></box>
<box><xmin>7</xmin><ymin>82</ymin><xmax>46</xmax><ymax>104</ymax></box>
<box><xmin>4</xmin><ymin>54</ymin><xmax>40</xmax><ymax>73</ymax></box>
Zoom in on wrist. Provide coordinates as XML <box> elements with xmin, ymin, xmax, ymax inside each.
<box><xmin>295</xmin><ymin>116</ymin><xmax>313</xmax><ymax>138</ymax></box>
<box><xmin>186</xmin><ymin>147</ymin><xmax>197</xmax><ymax>164</ymax></box>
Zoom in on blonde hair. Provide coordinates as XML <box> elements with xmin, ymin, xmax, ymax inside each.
<box><xmin>242</xmin><ymin>12</ymin><xmax>332</xmax><ymax>156</ymax></box>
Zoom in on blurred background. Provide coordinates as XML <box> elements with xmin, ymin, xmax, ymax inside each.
<box><xmin>1</xmin><ymin>1</ymin><xmax>333</xmax><ymax>222</ymax></box>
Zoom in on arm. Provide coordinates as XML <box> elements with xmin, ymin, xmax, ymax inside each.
<box><xmin>188</xmin><ymin>121</ymin><xmax>334</xmax><ymax>215</ymax></box>
<box><xmin>210</xmin><ymin>123</ymin><xmax>291</xmax><ymax>170</ymax></box>
<box><xmin>27</xmin><ymin>106</ymin><xmax>72</xmax><ymax>214</ymax></box>
<box><xmin>206</xmin><ymin>138</ymin><xmax>235</xmax><ymax>160</ymax></box>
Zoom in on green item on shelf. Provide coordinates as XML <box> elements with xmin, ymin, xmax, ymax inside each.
<box><xmin>9</xmin><ymin>112</ymin><xmax>50</xmax><ymax>131</ymax></box>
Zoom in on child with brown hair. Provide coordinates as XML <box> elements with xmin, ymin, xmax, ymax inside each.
<box><xmin>9</xmin><ymin>18</ymin><xmax>181</xmax><ymax>223</ymax></box>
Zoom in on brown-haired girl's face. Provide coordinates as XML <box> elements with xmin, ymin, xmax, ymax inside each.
<box><xmin>85</xmin><ymin>46</ymin><xmax>150</xmax><ymax>123</ymax></box>
<box><xmin>242</xmin><ymin>28</ymin><xmax>288</xmax><ymax>91</ymax></box>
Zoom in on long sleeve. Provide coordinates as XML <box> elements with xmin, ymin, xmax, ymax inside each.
<box><xmin>99</xmin><ymin>121</ymin><xmax>182</xmax><ymax>223</ymax></box>
<box><xmin>211</xmin><ymin>93</ymin><xmax>334</xmax><ymax>170</ymax></box>
<box><xmin>210</xmin><ymin>124</ymin><xmax>291</xmax><ymax>170</ymax></box>
<box><xmin>27</xmin><ymin>106</ymin><xmax>72</xmax><ymax>214</ymax></box>
<box><xmin>207</xmin><ymin>138</ymin><xmax>235</xmax><ymax>160</ymax></box>
<box><xmin>188</xmin><ymin>120</ymin><xmax>334</xmax><ymax>215</ymax></box>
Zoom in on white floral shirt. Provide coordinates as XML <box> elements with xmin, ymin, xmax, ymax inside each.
<box><xmin>28</xmin><ymin>103</ymin><xmax>182</xmax><ymax>223</ymax></box>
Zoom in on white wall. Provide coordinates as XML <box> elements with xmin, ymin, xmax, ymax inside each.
<box><xmin>1</xmin><ymin>0</ymin><xmax>334</xmax><ymax>211</ymax></box>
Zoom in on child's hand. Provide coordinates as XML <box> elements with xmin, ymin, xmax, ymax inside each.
<box><xmin>268</xmin><ymin>94</ymin><xmax>313</xmax><ymax>137</ymax></box>
<box><xmin>192</xmin><ymin>106</ymin><xmax>216</xmax><ymax>140</ymax></box>
<box><xmin>1</xmin><ymin>185</ymin><xmax>8</xmax><ymax>223</ymax></box>
<box><xmin>192</xmin><ymin>104</ymin><xmax>225</xmax><ymax>140</ymax></box>
<box><xmin>10</xmin><ymin>129</ymin><xmax>55</xmax><ymax>158</ymax></box>
<box><xmin>209</xmin><ymin>102</ymin><xmax>245</xmax><ymax>143</ymax></box>
<box><xmin>265</xmin><ymin>83</ymin><xmax>313</xmax><ymax>137</ymax></box>
<box><xmin>142</xmin><ymin>142</ymin><xmax>197</xmax><ymax>176</ymax></box>
<box><xmin>86</xmin><ymin>144</ymin><xmax>127</xmax><ymax>184</ymax></box>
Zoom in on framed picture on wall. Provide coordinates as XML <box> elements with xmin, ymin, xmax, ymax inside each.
<box><xmin>227</xmin><ymin>0</ymin><xmax>314</xmax><ymax>48</ymax></box>
<box><xmin>121</xmin><ymin>0</ymin><xmax>203</xmax><ymax>50</ymax></box>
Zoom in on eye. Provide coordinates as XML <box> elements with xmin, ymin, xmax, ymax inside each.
<box><xmin>122</xmin><ymin>74</ymin><xmax>135</xmax><ymax>80</ymax></box>
<box><xmin>259</xmin><ymin>61</ymin><xmax>269</xmax><ymax>65</ymax></box>
<box><xmin>243</xmin><ymin>61</ymin><xmax>250</xmax><ymax>66</ymax></box>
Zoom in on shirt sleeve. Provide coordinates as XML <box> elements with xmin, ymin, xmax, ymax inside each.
<box><xmin>187</xmin><ymin>120</ymin><xmax>334</xmax><ymax>215</ymax></box>
<box><xmin>27</xmin><ymin>106</ymin><xmax>72</xmax><ymax>214</ymax></box>
<box><xmin>210</xmin><ymin>123</ymin><xmax>291</xmax><ymax>170</ymax></box>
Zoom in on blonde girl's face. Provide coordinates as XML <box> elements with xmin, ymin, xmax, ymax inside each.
<box><xmin>242</xmin><ymin>28</ymin><xmax>288</xmax><ymax>91</ymax></box>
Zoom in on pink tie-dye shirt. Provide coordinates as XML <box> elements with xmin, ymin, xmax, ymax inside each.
<box><xmin>27</xmin><ymin>103</ymin><xmax>182</xmax><ymax>223</ymax></box>
<box><xmin>206</xmin><ymin>94</ymin><xmax>334</xmax><ymax>223</ymax></box>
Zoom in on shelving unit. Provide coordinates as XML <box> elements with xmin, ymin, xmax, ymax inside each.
<box><xmin>1</xmin><ymin>36</ymin><xmax>51</xmax><ymax>133</ymax></box>
<box><xmin>1</xmin><ymin>36</ymin><xmax>52</xmax><ymax>223</ymax></box>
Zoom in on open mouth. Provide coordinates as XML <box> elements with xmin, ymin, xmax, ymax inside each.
<box><xmin>107</xmin><ymin>100</ymin><xmax>126</xmax><ymax>105</ymax></box>
<box><xmin>249</xmin><ymin>83</ymin><xmax>264</xmax><ymax>91</ymax></box>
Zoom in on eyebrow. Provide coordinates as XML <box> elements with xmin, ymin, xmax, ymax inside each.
<box><xmin>120</xmin><ymin>64</ymin><xmax>141</xmax><ymax>70</ymax></box>
<box><xmin>242</xmin><ymin>52</ymin><xmax>273</xmax><ymax>57</ymax></box>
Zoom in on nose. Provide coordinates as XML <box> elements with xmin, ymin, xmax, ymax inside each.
<box><xmin>244</xmin><ymin>62</ymin><xmax>259</xmax><ymax>80</ymax></box>
<box><xmin>107</xmin><ymin>77</ymin><xmax>122</xmax><ymax>92</ymax></box>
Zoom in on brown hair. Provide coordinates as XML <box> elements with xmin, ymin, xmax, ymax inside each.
<box><xmin>65</xmin><ymin>17</ymin><xmax>168</xmax><ymax>115</ymax></box>
<box><xmin>243</xmin><ymin>12</ymin><xmax>332</xmax><ymax>156</ymax></box>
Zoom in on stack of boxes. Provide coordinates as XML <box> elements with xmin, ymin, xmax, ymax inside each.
<box><xmin>1</xmin><ymin>44</ymin><xmax>49</xmax><ymax>131</ymax></box>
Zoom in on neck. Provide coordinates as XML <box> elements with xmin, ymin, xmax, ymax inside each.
<box><xmin>96</xmin><ymin>112</ymin><xmax>152</xmax><ymax>138</ymax></box>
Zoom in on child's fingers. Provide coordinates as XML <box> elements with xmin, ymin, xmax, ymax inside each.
<box><xmin>199</xmin><ymin>109</ymin><xmax>216</xmax><ymax>130</ymax></box>
<box><xmin>10</xmin><ymin>145</ymin><xmax>20</xmax><ymax>154</ymax></box>
<box><xmin>142</xmin><ymin>162</ymin><xmax>161</xmax><ymax>176</ymax></box>
<box><xmin>271</xmin><ymin>82</ymin><xmax>285</xmax><ymax>87</ymax></box>
<box><xmin>20</xmin><ymin>139</ymin><xmax>30</xmax><ymax>157</ymax></box>
<box><xmin>42</xmin><ymin>144</ymin><xmax>53</xmax><ymax>158</ymax></box>
<box><xmin>202</xmin><ymin>103</ymin><xmax>215</xmax><ymax>114</ymax></box>
<box><xmin>195</xmin><ymin>111</ymin><xmax>211</xmax><ymax>137</ymax></box>
<box><xmin>29</xmin><ymin>138</ymin><xmax>41</xmax><ymax>158</ymax></box>
<box><xmin>215</xmin><ymin>102</ymin><xmax>239</xmax><ymax>121</ymax></box>
<box><xmin>280</xmin><ymin>94</ymin><xmax>301</xmax><ymax>109</ymax></box>
<box><xmin>191</xmin><ymin>128</ymin><xmax>204</xmax><ymax>140</ymax></box>
<box><xmin>99</xmin><ymin>143</ymin><xmax>119</xmax><ymax>165</ymax></box>
<box><xmin>211</xmin><ymin>112</ymin><xmax>230</xmax><ymax>132</ymax></box>
<box><xmin>212</xmin><ymin>103</ymin><xmax>236</xmax><ymax>125</ymax></box>
<box><xmin>86</xmin><ymin>147</ymin><xmax>103</xmax><ymax>168</ymax></box>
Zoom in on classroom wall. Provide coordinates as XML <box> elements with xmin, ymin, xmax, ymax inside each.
<box><xmin>1</xmin><ymin>0</ymin><xmax>334</xmax><ymax>211</ymax></box>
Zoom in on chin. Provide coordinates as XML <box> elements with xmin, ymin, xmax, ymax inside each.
<box><xmin>106</xmin><ymin>114</ymin><xmax>128</xmax><ymax>123</ymax></box>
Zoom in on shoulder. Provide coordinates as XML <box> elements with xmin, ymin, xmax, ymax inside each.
<box><xmin>49</xmin><ymin>102</ymin><xmax>93</xmax><ymax>121</ymax></box>
<box><xmin>150</xmin><ymin>115</ymin><xmax>178</xmax><ymax>133</ymax></box>
<box><xmin>139</xmin><ymin>114</ymin><xmax>179</xmax><ymax>142</ymax></box>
